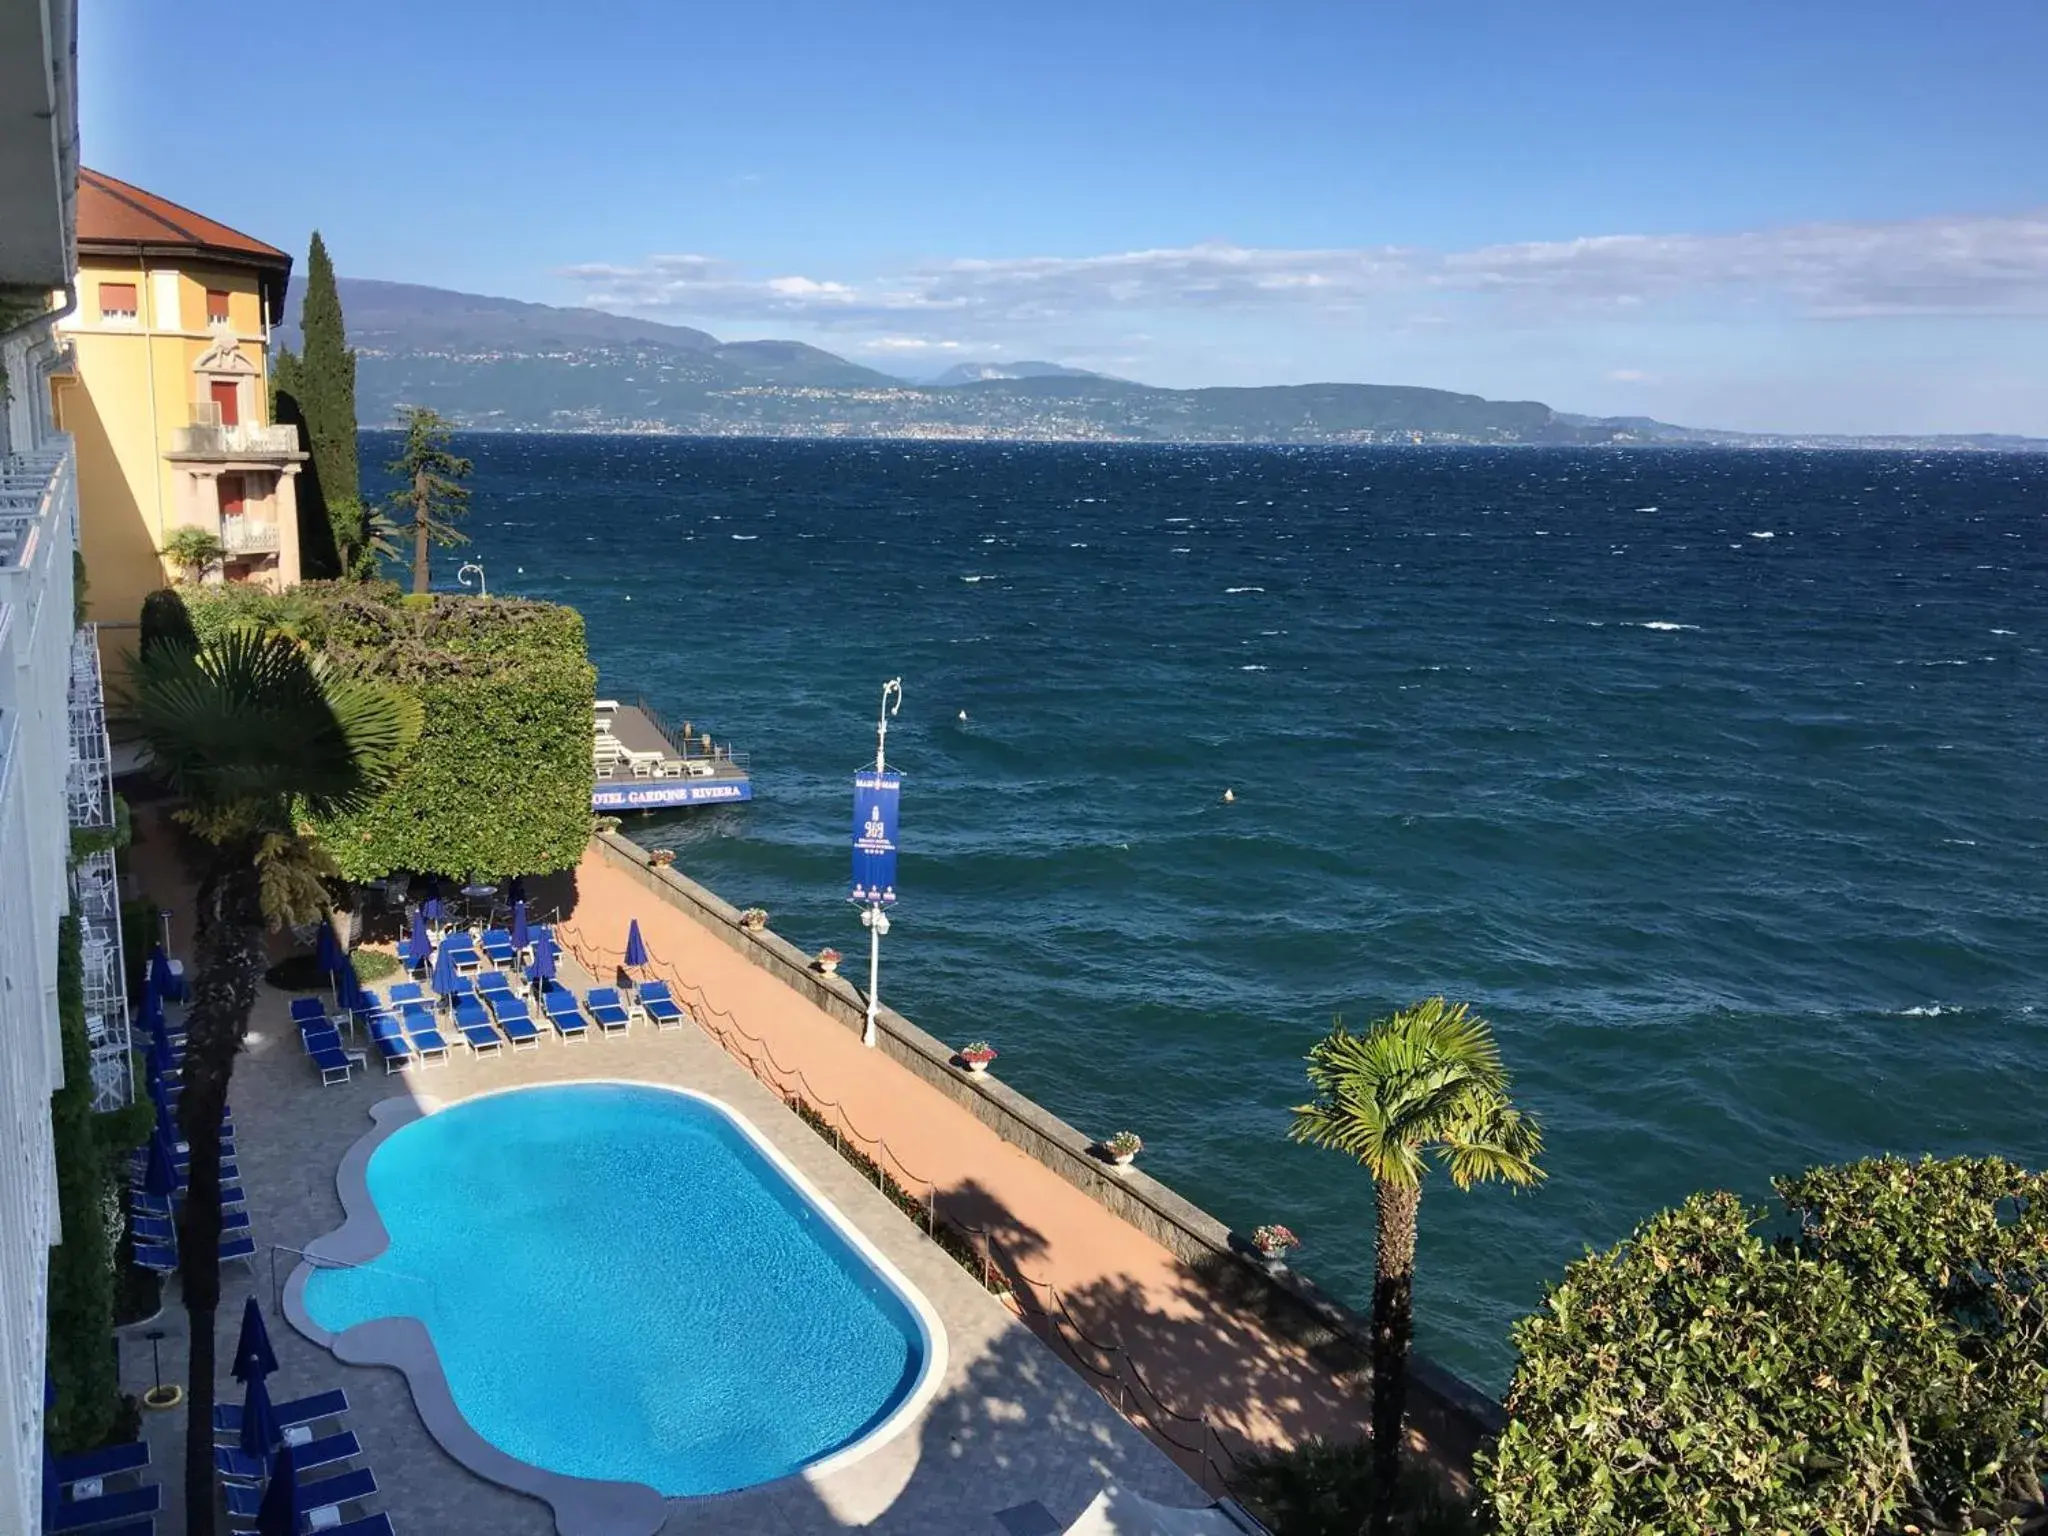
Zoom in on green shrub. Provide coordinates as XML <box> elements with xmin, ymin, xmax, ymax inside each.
<box><xmin>45</xmin><ymin>914</ymin><xmax>119</xmax><ymax>1451</ymax></box>
<box><xmin>182</xmin><ymin>583</ymin><xmax>595</xmax><ymax>879</ymax></box>
<box><xmin>1482</xmin><ymin>1157</ymin><xmax>2048</xmax><ymax>1536</ymax></box>
<box><xmin>349</xmin><ymin>948</ymin><xmax>402</xmax><ymax>982</ymax></box>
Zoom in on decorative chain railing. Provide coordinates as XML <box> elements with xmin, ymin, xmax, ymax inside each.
<box><xmin>552</xmin><ymin>919</ymin><xmax>1249</xmax><ymax>1496</ymax></box>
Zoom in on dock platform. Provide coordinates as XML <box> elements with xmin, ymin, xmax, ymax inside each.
<box><xmin>593</xmin><ymin>699</ymin><xmax>752</xmax><ymax>810</ymax></box>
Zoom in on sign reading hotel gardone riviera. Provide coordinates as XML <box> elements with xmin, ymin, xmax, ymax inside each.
<box><xmin>851</xmin><ymin>771</ymin><xmax>901</xmax><ymax>904</ymax></box>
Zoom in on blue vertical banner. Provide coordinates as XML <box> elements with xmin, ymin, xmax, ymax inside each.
<box><xmin>851</xmin><ymin>771</ymin><xmax>901</xmax><ymax>904</ymax></box>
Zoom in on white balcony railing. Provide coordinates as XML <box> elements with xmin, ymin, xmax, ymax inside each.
<box><xmin>221</xmin><ymin>515</ymin><xmax>281</xmax><ymax>556</ymax></box>
<box><xmin>170</xmin><ymin>421</ymin><xmax>302</xmax><ymax>457</ymax></box>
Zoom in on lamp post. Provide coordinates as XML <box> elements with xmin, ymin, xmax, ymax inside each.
<box><xmin>456</xmin><ymin>561</ymin><xmax>488</xmax><ymax>598</ymax></box>
<box><xmin>860</xmin><ymin>678</ymin><xmax>902</xmax><ymax>1049</ymax></box>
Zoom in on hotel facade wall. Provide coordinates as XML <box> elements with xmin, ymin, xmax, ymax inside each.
<box><xmin>0</xmin><ymin>329</ymin><xmax>81</xmax><ymax>1534</ymax></box>
<box><xmin>594</xmin><ymin>831</ymin><xmax>1505</xmax><ymax>1461</ymax></box>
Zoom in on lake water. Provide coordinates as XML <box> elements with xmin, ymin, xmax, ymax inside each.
<box><xmin>364</xmin><ymin>434</ymin><xmax>2048</xmax><ymax>1391</ymax></box>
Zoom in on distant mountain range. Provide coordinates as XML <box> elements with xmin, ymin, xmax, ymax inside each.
<box><xmin>281</xmin><ymin>278</ymin><xmax>2046</xmax><ymax>451</ymax></box>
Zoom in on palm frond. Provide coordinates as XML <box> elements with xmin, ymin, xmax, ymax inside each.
<box><xmin>1291</xmin><ymin>997</ymin><xmax>1544</xmax><ymax>1192</ymax></box>
<box><xmin>126</xmin><ymin>629</ymin><xmax>420</xmax><ymax>820</ymax></box>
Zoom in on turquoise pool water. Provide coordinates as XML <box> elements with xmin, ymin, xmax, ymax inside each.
<box><xmin>302</xmin><ymin>1084</ymin><xmax>932</xmax><ymax>1496</ymax></box>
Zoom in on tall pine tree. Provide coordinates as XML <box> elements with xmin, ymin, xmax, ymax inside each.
<box><xmin>273</xmin><ymin>231</ymin><xmax>360</xmax><ymax>577</ymax></box>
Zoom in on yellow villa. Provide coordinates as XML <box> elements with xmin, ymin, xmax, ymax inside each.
<box><xmin>52</xmin><ymin>169</ymin><xmax>303</xmax><ymax>624</ymax></box>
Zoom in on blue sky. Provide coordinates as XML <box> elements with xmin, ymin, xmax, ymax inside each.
<box><xmin>83</xmin><ymin>0</ymin><xmax>2048</xmax><ymax>433</ymax></box>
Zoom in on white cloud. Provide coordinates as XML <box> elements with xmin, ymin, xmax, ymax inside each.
<box><xmin>562</xmin><ymin>211</ymin><xmax>2048</xmax><ymax>336</ymax></box>
<box><xmin>1608</xmin><ymin>368</ymin><xmax>1652</xmax><ymax>382</ymax></box>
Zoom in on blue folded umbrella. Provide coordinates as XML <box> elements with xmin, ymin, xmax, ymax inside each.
<box><xmin>527</xmin><ymin>930</ymin><xmax>557</xmax><ymax>986</ymax></box>
<box><xmin>148</xmin><ymin>943</ymin><xmax>179</xmax><ymax>1001</ymax></box>
<box><xmin>315</xmin><ymin>921</ymin><xmax>342</xmax><ymax>979</ymax></box>
<box><xmin>624</xmin><ymin>919</ymin><xmax>648</xmax><ymax>969</ymax></box>
<box><xmin>422</xmin><ymin>879</ymin><xmax>443</xmax><ymax>925</ymax></box>
<box><xmin>508</xmin><ymin>875</ymin><xmax>527</xmax><ymax>906</ymax></box>
<box><xmin>429</xmin><ymin>938</ymin><xmax>458</xmax><ymax>996</ymax></box>
<box><xmin>240</xmin><ymin>1372</ymin><xmax>281</xmax><ymax>1471</ymax></box>
<box><xmin>140</xmin><ymin>1131</ymin><xmax>178</xmax><ymax>1201</ymax></box>
<box><xmin>255</xmin><ymin>1440</ymin><xmax>300</xmax><ymax>1536</ymax></box>
<box><xmin>232</xmin><ymin>1295</ymin><xmax>278</xmax><ymax>1384</ymax></box>
<box><xmin>401</xmin><ymin>908</ymin><xmax>431</xmax><ymax>968</ymax></box>
<box><xmin>510</xmin><ymin>899</ymin><xmax>530</xmax><ymax>950</ymax></box>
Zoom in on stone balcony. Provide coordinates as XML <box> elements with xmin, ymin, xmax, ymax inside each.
<box><xmin>168</xmin><ymin>421</ymin><xmax>304</xmax><ymax>459</ymax></box>
<box><xmin>220</xmin><ymin>515</ymin><xmax>281</xmax><ymax>556</ymax></box>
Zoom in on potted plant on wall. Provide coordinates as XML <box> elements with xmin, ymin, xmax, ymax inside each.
<box><xmin>1100</xmin><ymin>1130</ymin><xmax>1143</xmax><ymax>1169</ymax></box>
<box><xmin>739</xmin><ymin>907</ymin><xmax>768</xmax><ymax>932</ymax></box>
<box><xmin>647</xmin><ymin>847</ymin><xmax>676</xmax><ymax>869</ymax></box>
<box><xmin>957</xmin><ymin>1040</ymin><xmax>997</xmax><ymax>1075</ymax></box>
<box><xmin>1251</xmin><ymin>1223</ymin><xmax>1300</xmax><ymax>1268</ymax></box>
<box><xmin>815</xmin><ymin>946</ymin><xmax>842</xmax><ymax>976</ymax></box>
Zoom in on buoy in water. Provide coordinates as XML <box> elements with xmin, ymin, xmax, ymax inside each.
<box><xmin>1222</xmin><ymin>788</ymin><xmax>1236</xmax><ymax>803</ymax></box>
<box><xmin>958</xmin><ymin>710</ymin><xmax>969</xmax><ymax>722</ymax></box>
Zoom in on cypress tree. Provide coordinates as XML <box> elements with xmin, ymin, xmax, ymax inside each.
<box><xmin>276</xmin><ymin>232</ymin><xmax>359</xmax><ymax>575</ymax></box>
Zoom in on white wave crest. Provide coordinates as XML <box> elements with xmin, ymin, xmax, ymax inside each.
<box><xmin>961</xmin><ymin>574</ymin><xmax>991</xmax><ymax>583</ymax></box>
<box><xmin>1749</xmin><ymin>531</ymin><xmax>1776</xmax><ymax>539</ymax></box>
<box><xmin>1239</xmin><ymin>664</ymin><xmax>1269</xmax><ymax>671</ymax></box>
<box><xmin>1991</xmin><ymin>628</ymin><xmax>2016</xmax><ymax>636</ymax></box>
<box><xmin>1225</xmin><ymin>586</ymin><xmax>1265</xmax><ymax>594</ymax></box>
<box><xmin>731</xmin><ymin>534</ymin><xmax>759</xmax><ymax>541</ymax></box>
<box><xmin>1632</xmin><ymin>621</ymin><xmax>1701</xmax><ymax>632</ymax></box>
<box><xmin>1897</xmin><ymin>1004</ymin><xmax>1956</xmax><ymax>1018</ymax></box>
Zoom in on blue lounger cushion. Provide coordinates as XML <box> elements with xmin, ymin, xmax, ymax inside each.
<box><xmin>309</xmin><ymin>1046</ymin><xmax>356</xmax><ymax>1084</ymax></box>
<box><xmin>475</xmin><ymin>969</ymin><xmax>513</xmax><ymax>995</ymax></box>
<box><xmin>497</xmin><ymin>1010</ymin><xmax>540</xmax><ymax>1047</ymax></box>
<box><xmin>215</xmin><ymin>1428</ymin><xmax>360</xmax><ymax>1484</ymax></box>
<box><xmin>638</xmin><ymin>981</ymin><xmax>685</xmax><ymax>1026</ymax></box>
<box><xmin>48</xmin><ymin>1484</ymin><xmax>160</xmax><ymax>1531</ymax></box>
<box><xmin>215</xmin><ymin>1388</ymin><xmax>349</xmax><ymax>1434</ymax></box>
<box><xmin>53</xmin><ymin>1438</ymin><xmax>149</xmax><ymax>1485</ymax></box>
<box><xmin>387</xmin><ymin>981</ymin><xmax>425</xmax><ymax>1005</ymax></box>
<box><xmin>133</xmin><ymin>1242</ymin><xmax>176</xmax><ymax>1273</ymax></box>
<box><xmin>585</xmin><ymin>989</ymin><xmax>631</xmax><ymax>1031</ymax></box>
<box><xmin>133</xmin><ymin>1207</ymin><xmax>247</xmax><ymax>1244</ymax></box>
<box><xmin>289</xmin><ymin>996</ymin><xmax>329</xmax><ymax>1023</ymax></box>
<box><xmin>220</xmin><ymin>1232</ymin><xmax>256</xmax><ymax>1263</ymax></box>
<box><xmin>328</xmin><ymin>1516</ymin><xmax>397</xmax><ymax>1536</ymax></box>
<box><xmin>223</xmin><ymin>1465</ymin><xmax>376</xmax><ymax>1521</ymax></box>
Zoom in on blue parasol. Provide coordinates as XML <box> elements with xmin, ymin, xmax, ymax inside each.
<box><xmin>422</xmin><ymin>879</ymin><xmax>443</xmax><ymax>928</ymax></box>
<box><xmin>526</xmin><ymin>930</ymin><xmax>557</xmax><ymax>988</ymax></box>
<box><xmin>429</xmin><ymin>938</ymin><xmax>458</xmax><ymax>998</ymax></box>
<box><xmin>623</xmin><ymin>920</ymin><xmax>648</xmax><ymax>970</ymax></box>
<box><xmin>402</xmin><ymin>909</ymin><xmax>431</xmax><ymax>969</ymax></box>
<box><xmin>315</xmin><ymin>922</ymin><xmax>342</xmax><ymax>994</ymax></box>
<box><xmin>141</xmin><ymin>1131</ymin><xmax>177</xmax><ymax>1200</ymax></box>
<box><xmin>248</xmin><ymin>1394</ymin><xmax>289</xmax><ymax>1508</ymax></box>
<box><xmin>137</xmin><ymin>978</ymin><xmax>164</xmax><ymax>1032</ymax></box>
<box><xmin>147</xmin><ymin>1026</ymin><xmax>177</xmax><ymax>1083</ymax></box>
<box><xmin>148</xmin><ymin>943</ymin><xmax>178</xmax><ymax>1001</ymax></box>
<box><xmin>508</xmin><ymin>875</ymin><xmax>528</xmax><ymax>906</ymax></box>
<box><xmin>232</xmin><ymin>1295</ymin><xmax>278</xmax><ymax>1384</ymax></box>
<box><xmin>510</xmin><ymin>900</ymin><xmax>529</xmax><ymax>951</ymax></box>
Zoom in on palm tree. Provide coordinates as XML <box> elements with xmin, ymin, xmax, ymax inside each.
<box><xmin>385</xmin><ymin>405</ymin><xmax>471</xmax><ymax>593</ymax></box>
<box><xmin>1290</xmin><ymin>998</ymin><xmax>1544</xmax><ymax>1536</ymax></box>
<box><xmin>125</xmin><ymin>622</ymin><xmax>418</xmax><ymax>1536</ymax></box>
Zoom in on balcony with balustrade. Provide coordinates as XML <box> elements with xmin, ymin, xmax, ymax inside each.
<box><xmin>167</xmin><ymin>419</ymin><xmax>304</xmax><ymax>460</ymax></box>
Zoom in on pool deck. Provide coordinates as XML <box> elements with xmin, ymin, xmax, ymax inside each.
<box><xmin>117</xmin><ymin>873</ymin><xmax>1207</xmax><ymax>1532</ymax></box>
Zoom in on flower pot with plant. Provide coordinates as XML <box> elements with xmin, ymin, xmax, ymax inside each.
<box><xmin>1101</xmin><ymin>1130</ymin><xmax>1143</xmax><ymax>1168</ymax></box>
<box><xmin>958</xmin><ymin>1040</ymin><xmax>997</xmax><ymax>1075</ymax></box>
<box><xmin>816</xmin><ymin>947</ymin><xmax>842</xmax><ymax>976</ymax></box>
<box><xmin>648</xmin><ymin>848</ymin><xmax>676</xmax><ymax>868</ymax></box>
<box><xmin>739</xmin><ymin>907</ymin><xmax>768</xmax><ymax>932</ymax></box>
<box><xmin>1252</xmin><ymin>1223</ymin><xmax>1300</xmax><ymax>1266</ymax></box>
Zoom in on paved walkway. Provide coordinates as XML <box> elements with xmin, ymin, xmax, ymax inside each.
<box><xmin>554</xmin><ymin>844</ymin><xmax>1395</xmax><ymax>1485</ymax></box>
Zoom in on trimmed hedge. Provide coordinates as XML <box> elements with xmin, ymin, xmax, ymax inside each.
<box><xmin>1482</xmin><ymin>1156</ymin><xmax>2048</xmax><ymax>1536</ymax></box>
<box><xmin>178</xmin><ymin>582</ymin><xmax>595</xmax><ymax>879</ymax></box>
<box><xmin>46</xmin><ymin>914</ymin><xmax>118</xmax><ymax>1452</ymax></box>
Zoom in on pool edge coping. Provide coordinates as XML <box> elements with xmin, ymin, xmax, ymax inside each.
<box><xmin>281</xmin><ymin>1080</ymin><xmax>951</xmax><ymax>1534</ymax></box>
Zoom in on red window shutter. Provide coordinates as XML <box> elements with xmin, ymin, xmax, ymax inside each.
<box><xmin>219</xmin><ymin>475</ymin><xmax>245</xmax><ymax>517</ymax></box>
<box><xmin>206</xmin><ymin>289</ymin><xmax>230</xmax><ymax>324</ymax></box>
<box><xmin>210</xmin><ymin>379</ymin><xmax>240</xmax><ymax>426</ymax></box>
<box><xmin>99</xmin><ymin>283</ymin><xmax>137</xmax><ymax>317</ymax></box>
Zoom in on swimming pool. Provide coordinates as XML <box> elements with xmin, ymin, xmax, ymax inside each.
<box><xmin>299</xmin><ymin>1083</ymin><xmax>940</xmax><ymax>1498</ymax></box>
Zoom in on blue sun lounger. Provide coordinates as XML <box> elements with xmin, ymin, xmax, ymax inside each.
<box><xmin>328</xmin><ymin>1516</ymin><xmax>397</xmax><ymax>1536</ymax></box>
<box><xmin>475</xmin><ymin>966</ymin><xmax>512</xmax><ymax>996</ymax></box>
<box><xmin>387</xmin><ymin>981</ymin><xmax>426</xmax><ymax>1006</ymax></box>
<box><xmin>224</xmin><ymin>1465</ymin><xmax>377</xmax><ymax>1523</ymax></box>
<box><xmin>485</xmin><ymin>990</ymin><xmax>541</xmax><ymax>1050</ymax></box>
<box><xmin>365</xmin><ymin>1015</ymin><xmax>415</xmax><ymax>1073</ymax></box>
<box><xmin>451</xmin><ymin>995</ymin><xmax>503</xmax><ymax>1055</ymax></box>
<box><xmin>53</xmin><ymin>1438</ymin><xmax>150</xmax><ymax>1489</ymax></box>
<box><xmin>133</xmin><ymin>1207</ymin><xmax>248</xmax><ymax>1247</ymax></box>
<box><xmin>441</xmin><ymin>938</ymin><xmax>483</xmax><ymax>975</ymax></box>
<box><xmin>351</xmin><ymin>988</ymin><xmax>384</xmax><ymax>1023</ymax></box>
<box><xmin>48</xmin><ymin>1483</ymin><xmax>161</xmax><ymax>1531</ymax></box>
<box><xmin>479</xmin><ymin>927</ymin><xmax>517</xmax><ymax>967</ymax></box>
<box><xmin>289</xmin><ymin>996</ymin><xmax>332</xmax><ymax>1027</ymax></box>
<box><xmin>215</xmin><ymin>1387</ymin><xmax>350</xmax><ymax>1437</ymax></box>
<box><xmin>398</xmin><ymin>1003</ymin><xmax>451</xmax><ymax>1064</ymax></box>
<box><xmin>536</xmin><ymin>983</ymin><xmax>583</xmax><ymax>1040</ymax></box>
<box><xmin>585</xmin><ymin>987</ymin><xmax>632</xmax><ymax>1036</ymax></box>
<box><xmin>636</xmin><ymin>979</ymin><xmax>686</xmax><ymax>1029</ymax></box>
<box><xmin>301</xmin><ymin>1024</ymin><xmax>359</xmax><ymax>1085</ymax></box>
<box><xmin>215</xmin><ymin>1428</ymin><xmax>360</xmax><ymax>1485</ymax></box>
